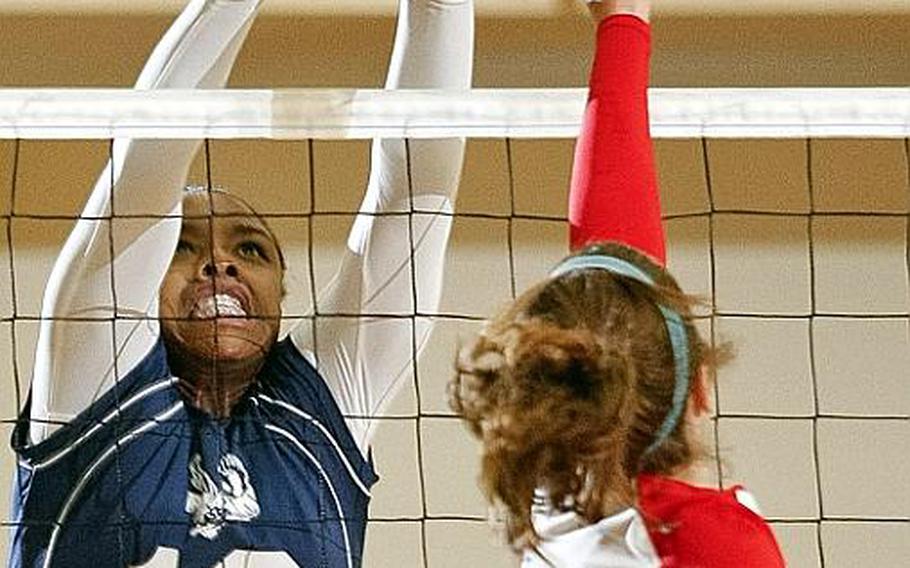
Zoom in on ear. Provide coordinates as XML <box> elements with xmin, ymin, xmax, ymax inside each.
<box><xmin>689</xmin><ymin>365</ymin><xmax>712</xmax><ymax>418</ymax></box>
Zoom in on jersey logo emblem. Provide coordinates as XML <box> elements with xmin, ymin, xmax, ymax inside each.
<box><xmin>186</xmin><ymin>453</ymin><xmax>261</xmax><ymax>539</ymax></box>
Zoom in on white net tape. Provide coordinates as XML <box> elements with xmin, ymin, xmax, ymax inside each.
<box><xmin>2</xmin><ymin>87</ymin><xmax>909</xmax><ymax>140</ymax></box>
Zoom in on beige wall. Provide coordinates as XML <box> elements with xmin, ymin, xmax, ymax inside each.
<box><xmin>1</xmin><ymin>14</ymin><xmax>909</xmax><ymax>88</ymax></box>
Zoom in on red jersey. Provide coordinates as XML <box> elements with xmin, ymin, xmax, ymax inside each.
<box><xmin>525</xmin><ymin>475</ymin><xmax>785</xmax><ymax>567</ymax></box>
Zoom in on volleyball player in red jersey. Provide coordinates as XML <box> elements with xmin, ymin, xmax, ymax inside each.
<box><xmin>450</xmin><ymin>1</ymin><xmax>787</xmax><ymax>566</ymax></box>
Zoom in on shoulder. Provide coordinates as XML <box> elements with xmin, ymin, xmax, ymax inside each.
<box><xmin>679</xmin><ymin>491</ymin><xmax>784</xmax><ymax>567</ymax></box>
<box><xmin>15</xmin><ymin>337</ymin><xmax>176</xmax><ymax>461</ymax></box>
<box><xmin>638</xmin><ymin>475</ymin><xmax>786</xmax><ymax>568</ymax></box>
<box><xmin>256</xmin><ymin>337</ymin><xmax>357</xmax><ymax>443</ymax></box>
<box><xmin>259</xmin><ymin>336</ymin><xmax>323</xmax><ymax>398</ymax></box>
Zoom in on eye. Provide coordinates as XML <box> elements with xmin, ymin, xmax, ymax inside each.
<box><xmin>175</xmin><ymin>239</ymin><xmax>196</xmax><ymax>254</ymax></box>
<box><xmin>238</xmin><ymin>241</ymin><xmax>268</xmax><ymax>261</ymax></box>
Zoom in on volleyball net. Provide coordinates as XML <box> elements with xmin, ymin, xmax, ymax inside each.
<box><xmin>0</xmin><ymin>88</ymin><xmax>908</xmax><ymax>567</ymax></box>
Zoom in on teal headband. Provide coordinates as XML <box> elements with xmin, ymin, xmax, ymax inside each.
<box><xmin>550</xmin><ymin>255</ymin><xmax>691</xmax><ymax>455</ymax></box>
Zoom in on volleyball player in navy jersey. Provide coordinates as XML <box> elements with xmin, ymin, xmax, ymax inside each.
<box><xmin>10</xmin><ymin>0</ymin><xmax>473</xmax><ymax>566</ymax></box>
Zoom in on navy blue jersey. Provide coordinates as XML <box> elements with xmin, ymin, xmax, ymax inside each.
<box><xmin>10</xmin><ymin>337</ymin><xmax>378</xmax><ymax>568</ymax></box>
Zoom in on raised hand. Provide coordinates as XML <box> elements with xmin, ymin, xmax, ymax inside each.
<box><xmin>584</xmin><ymin>0</ymin><xmax>651</xmax><ymax>23</ymax></box>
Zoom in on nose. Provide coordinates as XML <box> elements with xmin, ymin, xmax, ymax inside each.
<box><xmin>199</xmin><ymin>260</ymin><xmax>239</xmax><ymax>279</ymax></box>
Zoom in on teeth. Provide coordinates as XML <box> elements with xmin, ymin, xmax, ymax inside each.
<box><xmin>193</xmin><ymin>293</ymin><xmax>246</xmax><ymax>318</ymax></box>
<box><xmin>215</xmin><ymin>294</ymin><xmax>246</xmax><ymax>316</ymax></box>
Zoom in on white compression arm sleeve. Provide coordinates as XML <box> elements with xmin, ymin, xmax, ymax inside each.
<box><xmin>30</xmin><ymin>0</ymin><xmax>263</xmax><ymax>444</ymax></box>
<box><xmin>289</xmin><ymin>0</ymin><xmax>474</xmax><ymax>456</ymax></box>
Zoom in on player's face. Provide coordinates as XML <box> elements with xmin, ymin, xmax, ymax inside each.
<box><xmin>159</xmin><ymin>193</ymin><xmax>284</xmax><ymax>363</ymax></box>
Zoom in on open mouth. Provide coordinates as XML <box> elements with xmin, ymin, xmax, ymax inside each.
<box><xmin>192</xmin><ymin>293</ymin><xmax>248</xmax><ymax>319</ymax></box>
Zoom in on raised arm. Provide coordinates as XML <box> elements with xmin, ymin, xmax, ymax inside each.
<box><xmin>568</xmin><ymin>0</ymin><xmax>665</xmax><ymax>264</ymax></box>
<box><xmin>290</xmin><ymin>0</ymin><xmax>474</xmax><ymax>454</ymax></box>
<box><xmin>30</xmin><ymin>0</ymin><xmax>263</xmax><ymax>443</ymax></box>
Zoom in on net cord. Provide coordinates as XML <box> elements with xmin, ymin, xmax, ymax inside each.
<box><xmin>1</xmin><ymin>88</ymin><xmax>908</xmax><ymax>140</ymax></box>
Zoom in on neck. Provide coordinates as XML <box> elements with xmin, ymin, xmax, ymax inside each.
<box><xmin>166</xmin><ymin>340</ymin><xmax>266</xmax><ymax>418</ymax></box>
<box><xmin>665</xmin><ymin>465</ymin><xmax>706</xmax><ymax>486</ymax></box>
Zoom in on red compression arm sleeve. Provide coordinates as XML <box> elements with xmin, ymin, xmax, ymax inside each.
<box><xmin>568</xmin><ymin>15</ymin><xmax>666</xmax><ymax>265</ymax></box>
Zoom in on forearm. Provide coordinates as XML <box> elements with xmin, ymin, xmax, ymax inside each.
<box><xmin>351</xmin><ymin>0</ymin><xmax>473</xmax><ymax>304</ymax></box>
<box><xmin>48</xmin><ymin>0</ymin><xmax>262</xmax><ymax>319</ymax></box>
<box><xmin>568</xmin><ymin>13</ymin><xmax>666</xmax><ymax>264</ymax></box>
<box><xmin>351</xmin><ymin>0</ymin><xmax>474</xmax><ymax>233</ymax></box>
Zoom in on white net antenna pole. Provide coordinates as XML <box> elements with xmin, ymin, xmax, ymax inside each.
<box><xmin>1</xmin><ymin>88</ymin><xmax>908</xmax><ymax>140</ymax></box>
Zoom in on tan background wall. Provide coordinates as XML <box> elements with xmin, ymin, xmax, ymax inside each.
<box><xmin>1</xmin><ymin>3</ymin><xmax>908</xmax><ymax>568</ymax></box>
<box><xmin>1</xmin><ymin>12</ymin><xmax>909</xmax><ymax>88</ymax></box>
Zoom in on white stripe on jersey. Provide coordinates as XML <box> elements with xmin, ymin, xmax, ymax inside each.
<box><xmin>255</xmin><ymin>394</ymin><xmax>372</xmax><ymax>497</ymax></box>
<box><xmin>26</xmin><ymin>378</ymin><xmax>178</xmax><ymax>471</ymax></box>
<box><xmin>44</xmin><ymin>401</ymin><xmax>186</xmax><ymax>568</ymax></box>
<box><xmin>263</xmin><ymin>424</ymin><xmax>354</xmax><ymax>568</ymax></box>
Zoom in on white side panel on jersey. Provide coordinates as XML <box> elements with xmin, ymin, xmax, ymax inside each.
<box><xmin>525</xmin><ymin>507</ymin><xmax>661</xmax><ymax>568</ymax></box>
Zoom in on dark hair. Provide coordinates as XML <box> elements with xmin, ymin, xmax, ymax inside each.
<box><xmin>449</xmin><ymin>241</ymin><xmax>726</xmax><ymax>548</ymax></box>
